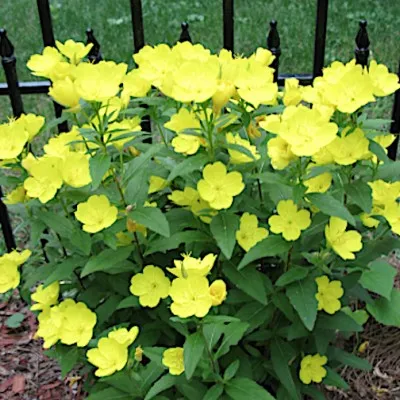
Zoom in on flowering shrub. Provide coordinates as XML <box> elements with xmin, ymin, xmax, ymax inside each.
<box><xmin>1</xmin><ymin>39</ymin><xmax>400</xmax><ymax>399</ymax></box>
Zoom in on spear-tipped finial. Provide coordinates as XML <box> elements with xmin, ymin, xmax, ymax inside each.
<box><xmin>0</xmin><ymin>29</ymin><xmax>15</xmax><ymax>58</ymax></box>
<box><xmin>179</xmin><ymin>22</ymin><xmax>192</xmax><ymax>43</ymax></box>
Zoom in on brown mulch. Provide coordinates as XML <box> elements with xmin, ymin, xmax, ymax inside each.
<box><xmin>0</xmin><ymin>295</ymin><xmax>84</xmax><ymax>400</ymax></box>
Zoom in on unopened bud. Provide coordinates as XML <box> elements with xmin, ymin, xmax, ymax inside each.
<box><xmin>135</xmin><ymin>346</ymin><xmax>143</xmax><ymax>362</ymax></box>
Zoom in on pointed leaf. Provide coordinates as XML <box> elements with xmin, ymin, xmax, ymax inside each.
<box><xmin>345</xmin><ymin>181</ymin><xmax>372</xmax><ymax>213</ymax></box>
<box><xmin>210</xmin><ymin>212</ymin><xmax>239</xmax><ymax>259</ymax></box>
<box><xmin>226</xmin><ymin>377</ymin><xmax>276</xmax><ymax>400</ymax></box>
<box><xmin>144</xmin><ymin>374</ymin><xmax>177</xmax><ymax>400</ymax></box>
<box><xmin>275</xmin><ymin>267</ymin><xmax>309</xmax><ymax>287</ymax></box>
<box><xmin>367</xmin><ymin>289</ymin><xmax>400</xmax><ymax>327</ymax></box>
<box><xmin>129</xmin><ymin>207</ymin><xmax>170</xmax><ymax>237</ymax></box>
<box><xmin>183</xmin><ymin>332</ymin><xmax>205</xmax><ymax>380</ymax></box>
<box><xmin>90</xmin><ymin>153</ymin><xmax>111</xmax><ymax>189</ymax></box>
<box><xmin>215</xmin><ymin>322</ymin><xmax>249</xmax><ymax>359</ymax></box>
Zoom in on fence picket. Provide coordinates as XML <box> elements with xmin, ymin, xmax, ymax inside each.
<box><xmin>313</xmin><ymin>0</ymin><xmax>329</xmax><ymax>78</ymax></box>
<box><xmin>267</xmin><ymin>20</ymin><xmax>281</xmax><ymax>83</ymax></box>
<box><xmin>388</xmin><ymin>61</ymin><xmax>400</xmax><ymax>161</ymax></box>
<box><xmin>223</xmin><ymin>0</ymin><xmax>234</xmax><ymax>52</ymax></box>
<box><xmin>130</xmin><ymin>0</ymin><xmax>145</xmax><ymax>54</ymax></box>
<box><xmin>355</xmin><ymin>20</ymin><xmax>370</xmax><ymax>67</ymax></box>
<box><xmin>86</xmin><ymin>28</ymin><xmax>103</xmax><ymax>64</ymax></box>
<box><xmin>178</xmin><ymin>22</ymin><xmax>192</xmax><ymax>43</ymax></box>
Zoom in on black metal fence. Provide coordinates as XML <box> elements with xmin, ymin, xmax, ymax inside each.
<box><xmin>0</xmin><ymin>0</ymin><xmax>399</xmax><ymax>252</ymax></box>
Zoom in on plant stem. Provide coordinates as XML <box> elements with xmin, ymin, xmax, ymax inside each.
<box><xmin>200</xmin><ymin>326</ymin><xmax>220</xmax><ymax>380</ymax></box>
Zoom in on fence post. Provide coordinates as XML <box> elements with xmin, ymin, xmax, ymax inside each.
<box><xmin>130</xmin><ymin>0</ymin><xmax>145</xmax><ymax>54</ymax></box>
<box><xmin>178</xmin><ymin>22</ymin><xmax>192</xmax><ymax>43</ymax></box>
<box><xmin>267</xmin><ymin>20</ymin><xmax>281</xmax><ymax>83</ymax></box>
<box><xmin>222</xmin><ymin>0</ymin><xmax>234</xmax><ymax>53</ymax></box>
<box><xmin>0</xmin><ymin>29</ymin><xmax>19</xmax><ymax>252</ymax></box>
<box><xmin>86</xmin><ymin>28</ymin><xmax>102</xmax><ymax>64</ymax></box>
<box><xmin>388</xmin><ymin>61</ymin><xmax>400</xmax><ymax>161</ymax></box>
<box><xmin>36</xmin><ymin>0</ymin><xmax>69</xmax><ymax>133</ymax></box>
<box><xmin>0</xmin><ymin>29</ymin><xmax>24</xmax><ymax>117</ymax></box>
<box><xmin>355</xmin><ymin>20</ymin><xmax>370</xmax><ymax>67</ymax></box>
<box><xmin>313</xmin><ymin>0</ymin><xmax>329</xmax><ymax>78</ymax></box>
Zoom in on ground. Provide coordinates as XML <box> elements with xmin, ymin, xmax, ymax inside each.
<box><xmin>1</xmin><ymin>0</ymin><xmax>400</xmax><ymax>399</ymax></box>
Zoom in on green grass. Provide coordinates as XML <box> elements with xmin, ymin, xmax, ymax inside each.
<box><xmin>0</xmin><ymin>0</ymin><xmax>399</xmax><ymax>121</ymax></box>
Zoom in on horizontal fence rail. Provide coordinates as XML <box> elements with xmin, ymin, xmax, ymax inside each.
<box><xmin>0</xmin><ymin>0</ymin><xmax>400</xmax><ymax>252</ymax></box>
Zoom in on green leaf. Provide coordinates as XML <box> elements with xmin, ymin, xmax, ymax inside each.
<box><xmin>167</xmin><ymin>153</ymin><xmax>209</xmax><ymax>181</ymax></box>
<box><xmin>129</xmin><ymin>207</ymin><xmax>170</xmax><ymax>237</ymax></box>
<box><xmin>69</xmin><ymin>229</ymin><xmax>92</xmax><ymax>255</ymax></box>
<box><xmin>266</xmin><ymin>183</ymin><xmax>293</xmax><ymax>204</ymax></box>
<box><xmin>215</xmin><ymin>322</ymin><xmax>249</xmax><ymax>359</ymax></box>
<box><xmin>286</xmin><ymin>277</ymin><xmax>318</xmax><ymax>331</ymax></box>
<box><xmin>238</xmin><ymin>235</ymin><xmax>291</xmax><ymax>270</ymax></box>
<box><xmin>345</xmin><ymin>181</ymin><xmax>372</xmax><ymax>213</ymax></box>
<box><xmin>202</xmin><ymin>323</ymin><xmax>226</xmax><ymax>351</ymax></box>
<box><xmin>5</xmin><ymin>312</ymin><xmax>25</xmax><ymax>328</ymax></box>
<box><xmin>235</xmin><ymin>303</ymin><xmax>274</xmax><ymax>332</ymax></box>
<box><xmin>124</xmin><ymin>170</ymin><xmax>149</xmax><ymax>206</ymax></box>
<box><xmin>351</xmin><ymin>236</ymin><xmax>400</xmax><ymax>265</ymax></box>
<box><xmin>210</xmin><ymin>212</ymin><xmax>239</xmax><ymax>259</ymax></box>
<box><xmin>144</xmin><ymin>374</ymin><xmax>177</xmax><ymax>400</ymax></box>
<box><xmin>144</xmin><ymin>231</ymin><xmax>210</xmax><ymax>256</ymax></box>
<box><xmin>376</xmin><ymin>161</ymin><xmax>400</xmax><ymax>182</ymax></box>
<box><xmin>301</xmin><ymin>386</ymin><xmax>326</xmax><ymax>400</ymax></box>
<box><xmin>362</xmin><ymin>118</ymin><xmax>392</xmax><ymax>130</ymax></box>
<box><xmin>271</xmin><ymin>339</ymin><xmax>300</xmax><ymax>400</ymax></box>
<box><xmin>226</xmin><ymin>377</ymin><xmax>276</xmax><ymax>400</ymax></box>
<box><xmin>81</xmin><ymin>246</ymin><xmax>133</xmax><ymax>277</ymax></box>
<box><xmin>341</xmin><ymin>307</ymin><xmax>369</xmax><ymax>326</ymax></box>
<box><xmin>86</xmin><ymin>387</ymin><xmax>132</xmax><ymax>400</ymax></box>
<box><xmin>367</xmin><ymin>289</ymin><xmax>400</xmax><ymax>327</ymax></box>
<box><xmin>328</xmin><ymin>347</ymin><xmax>371</xmax><ymax>371</ymax></box>
<box><xmin>44</xmin><ymin>257</ymin><xmax>86</xmax><ymax>286</ymax></box>
<box><xmin>316</xmin><ymin>312</ymin><xmax>363</xmax><ymax>332</ymax></box>
<box><xmin>59</xmin><ymin>346</ymin><xmax>80</xmax><ymax>378</ymax></box>
<box><xmin>117</xmin><ymin>296</ymin><xmax>140</xmax><ymax>310</ymax></box>
<box><xmin>275</xmin><ymin>267</ymin><xmax>309</xmax><ymax>287</ymax></box>
<box><xmin>224</xmin><ymin>262</ymin><xmax>268</xmax><ymax>305</ymax></box>
<box><xmin>305</xmin><ymin>165</ymin><xmax>335</xmax><ymax>179</ymax></box>
<box><xmin>226</xmin><ymin>143</ymin><xmax>257</xmax><ymax>161</ymax></box>
<box><xmin>204</xmin><ymin>384</ymin><xmax>224</xmax><ymax>400</ymax></box>
<box><xmin>183</xmin><ymin>332</ymin><xmax>205</xmax><ymax>380</ymax></box>
<box><xmin>360</xmin><ymin>260</ymin><xmax>397</xmax><ymax>300</ymax></box>
<box><xmin>369</xmin><ymin>140</ymin><xmax>390</xmax><ymax>163</ymax></box>
<box><xmin>177</xmin><ymin>379</ymin><xmax>207</xmax><ymax>400</ymax></box>
<box><xmin>224</xmin><ymin>360</ymin><xmax>240</xmax><ymax>381</ymax></box>
<box><xmin>39</xmin><ymin>211</ymin><xmax>74</xmax><ymax>238</ymax></box>
<box><xmin>90</xmin><ymin>153</ymin><xmax>111</xmax><ymax>189</ymax></box>
<box><xmin>323</xmin><ymin>367</ymin><xmax>349</xmax><ymax>390</ymax></box>
<box><xmin>306</xmin><ymin>193</ymin><xmax>355</xmax><ymax>226</ymax></box>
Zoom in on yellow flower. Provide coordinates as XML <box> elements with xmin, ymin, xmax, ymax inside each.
<box><xmin>167</xmin><ymin>253</ymin><xmax>217</xmax><ymax>278</ymax></box>
<box><xmin>360</xmin><ymin>212</ymin><xmax>380</xmax><ymax>228</ymax></box>
<box><xmin>325</xmin><ymin>217</ymin><xmax>362</xmax><ymax>260</ymax></box>
<box><xmin>27</xmin><ymin>47</ymin><xmax>64</xmax><ymax>79</ymax></box>
<box><xmin>384</xmin><ymin>202</ymin><xmax>400</xmax><ymax>235</ymax></box>
<box><xmin>209</xmin><ymin>280</ymin><xmax>227</xmax><ymax>306</ymax></box>
<box><xmin>259</xmin><ymin>114</ymin><xmax>281</xmax><ymax>134</ymax></box>
<box><xmin>236</xmin><ymin>213</ymin><xmax>269</xmax><ymax>252</ymax></box>
<box><xmin>44</xmin><ymin>128</ymin><xmax>85</xmax><ymax>157</ymax></box>
<box><xmin>304</xmin><ymin>166</ymin><xmax>332</xmax><ymax>194</ymax></box>
<box><xmin>23</xmin><ymin>156</ymin><xmax>63</xmax><ymax>203</ymax></box>
<box><xmin>122</xmin><ymin>69</ymin><xmax>151</xmax><ymax>99</ymax></box>
<box><xmin>268</xmin><ymin>200</ymin><xmax>311</xmax><ymax>241</ymax></box>
<box><xmin>212</xmin><ymin>80</ymin><xmax>236</xmax><ymax>114</ymax></box>
<box><xmin>272</xmin><ymin>105</ymin><xmax>338</xmax><ymax>157</ymax></box>
<box><xmin>368</xmin><ymin>180</ymin><xmax>400</xmax><ymax>208</ymax></box>
<box><xmin>267</xmin><ymin>136</ymin><xmax>298</xmax><ymax>170</ymax></box>
<box><xmin>249</xmin><ymin>47</ymin><xmax>275</xmax><ymax>67</ymax></box>
<box><xmin>299</xmin><ymin>354</ymin><xmax>328</xmax><ymax>384</ymax></box>
<box><xmin>14</xmin><ymin>113</ymin><xmax>45</xmax><ymax>141</ymax></box>
<box><xmin>4</xmin><ymin>186</ymin><xmax>28</xmax><ymax>205</ymax></box>
<box><xmin>0</xmin><ymin>259</ymin><xmax>20</xmax><ymax>293</ymax></box>
<box><xmin>164</xmin><ymin>59</ymin><xmax>219</xmax><ymax>103</ymax></box>
<box><xmin>168</xmin><ymin>187</ymin><xmax>199</xmax><ymax>207</ymax></box>
<box><xmin>130</xmin><ymin>265</ymin><xmax>171</xmax><ymax>307</ymax></box>
<box><xmin>98</xmin><ymin>96</ymin><xmax>125</xmax><ymax>123</ymax></box>
<box><xmin>312</xmin><ymin>146</ymin><xmax>335</xmax><ymax>165</ymax></box>
<box><xmin>116</xmin><ymin>232</ymin><xmax>132</xmax><ymax>246</ymax></box>
<box><xmin>36</xmin><ymin>306</ymin><xmax>64</xmax><ymax>348</ymax></box>
<box><xmin>247</xmin><ymin>121</ymin><xmax>262</xmax><ymax>140</ymax></box>
<box><xmin>171</xmin><ymin>134</ymin><xmax>204</xmax><ymax>156</ymax></box>
<box><xmin>148</xmin><ymin>176</ymin><xmax>168</xmax><ymax>194</ymax></box>
<box><xmin>108</xmin><ymin>326</ymin><xmax>139</xmax><ymax>347</ymax></box>
<box><xmin>0</xmin><ymin>122</ymin><xmax>28</xmax><ymax>159</ymax></box>
<box><xmin>326</xmin><ymin>127</ymin><xmax>369</xmax><ymax>165</ymax></box>
<box><xmin>106</xmin><ymin>117</ymin><xmax>142</xmax><ymax>150</ymax></box>
<box><xmin>172</xmin><ymin>41</ymin><xmax>211</xmax><ymax>63</ymax></box>
<box><xmin>235</xmin><ymin>62</ymin><xmax>278</xmax><ymax>107</ymax></box>
<box><xmin>62</xmin><ymin>153</ymin><xmax>92</xmax><ymax>188</ymax></box>
<box><xmin>282</xmin><ymin>78</ymin><xmax>303</xmax><ymax>106</ymax></box>
<box><xmin>56</xmin><ymin>39</ymin><xmax>93</xmax><ymax>64</ymax></box>
<box><xmin>58</xmin><ymin>299</ymin><xmax>97</xmax><ymax>347</ymax></box>
<box><xmin>48</xmin><ymin>77</ymin><xmax>81</xmax><ymax>111</ymax></box>
<box><xmin>162</xmin><ymin>347</ymin><xmax>184</xmax><ymax>376</ymax></box>
<box><xmin>226</xmin><ymin>133</ymin><xmax>260</xmax><ymax>164</ymax></box>
<box><xmin>31</xmin><ymin>282</ymin><xmax>60</xmax><ymax>311</ymax></box>
<box><xmin>315</xmin><ymin>275</ymin><xmax>344</xmax><ymax>314</ymax></box>
<box><xmin>2</xmin><ymin>249</ymin><xmax>31</xmax><ymax>266</ymax></box>
<box><xmin>368</xmin><ymin>60</ymin><xmax>400</xmax><ymax>97</ymax></box>
<box><xmin>74</xmin><ymin>61</ymin><xmax>127</xmax><ymax>102</ymax></box>
<box><xmin>169</xmin><ymin>276</ymin><xmax>213</xmax><ymax>318</ymax></box>
<box><xmin>197</xmin><ymin>162</ymin><xmax>244</xmax><ymax>210</ymax></box>
<box><xmin>164</xmin><ymin>108</ymin><xmax>200</xmax><ymax>133</ymax></box>
<box><xmin>87</xmin><ymin>337</ymin><xmax>128</xmax><ymax>377</ymax></box>
<box><xmin>75</xmin><ymin>195</ymin><xmax>118</xmax><ymax>233</ymax></box>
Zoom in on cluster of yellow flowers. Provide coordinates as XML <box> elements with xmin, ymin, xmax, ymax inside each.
<box><xmin>129</xmin><ymin>253</ymin><xmax>227</xmax><ymax>318</ymax></box>
<box><xmin>0</xmin><ymin>250</ymin><xmax>31</xmax><ymax>293</ymax></box>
